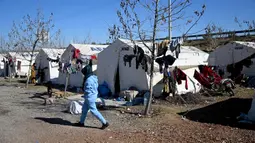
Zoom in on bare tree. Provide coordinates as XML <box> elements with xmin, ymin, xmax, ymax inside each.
<box><xmin>109</xmin><ymin>0</ymin><xmax>205</xmax><ymax>115</ymax></box>
<box><xmin>0</xmin><ymin>35</ymin><xmax>6</xmax><ymax>53</ymax></box>
<box><xmin>234</xmin><ymin>17</ymin><xmax>255</xmax><ymax>36</ymax></box>
<box><xmin>71</xmin><ymin>33</ymin><xmax>92</xmax><ymax>44</ymax></box>
<box><xmin>7</xmin><ymin>9</ymin><xmax>60</xmax><ymax>87</ymax></box>
<box><xmin>203</xmin><ymin>23</ymin><xmax>225</xmax><ymax>51</ymax></box>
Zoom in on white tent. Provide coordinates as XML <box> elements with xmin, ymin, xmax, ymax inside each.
<box><xmin>97</xmin><ymin>38</ymin><xmax>204</xmax><ymax>95</ymax></box>
<box><xmin>166</xmin><ymin>46</ymin><xmax>209</xmax><ymax>69</ymax></box>
<box><xmin>58</xmin><ymin>44</ymin><xmax>108</xmax><ymax>87</ymax></box>
<box><xmin>35</xmin><ymin>48</ymin><xmax>65</xmax><ymax>83</ymax></box>
<box><xmin>208</xmin><ymin>41</ymin><xmax>255</xmax><ymax>76</ymax></box>
<box><xmin>0</xmin><ymin>54</ymin><xmax>6</xmax><ymax>76</ymax></box>
<box><xmin>5</xmin><ymin>51</ymin><xmax>38</xmax><ymax>77</ymax></box>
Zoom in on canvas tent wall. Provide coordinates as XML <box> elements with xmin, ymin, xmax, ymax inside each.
<box><xmin>97</xmin><ymin>38</ymin><xmax>204</xmax><ymax>95</ymax></box>
<box><xmin>208</xmin><ymin>41</ymin><xmax>255</xmax><ymax>76</ymax></box>
<box><xmin>165</xmin><ymin>46</ymin><xmax>209</xmax><ymax>69</ymax></box>
<box><xmin>35</xmin><ymin>48</ymin><xmax>65</xmax><ymax>83</ymax></box>
<box><xmin>58</xmin><ymin>44</ymin><xmax>108</xmax><ymax>87</ymax></box>
<box><xmin>5</xmin><ymin>52</ymin><xmax>38</xmax><ymax>77</ymax></box>
<box><xmin>0</xmin><ymin>54</ymin><xmax>6</xmax><ymax>76</ymax></box>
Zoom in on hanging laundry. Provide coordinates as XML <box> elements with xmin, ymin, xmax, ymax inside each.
<box><xmin>71</xmin><ymin>59</ymin><xmax>77</xmax><ymax>65</ymax></box>
<box><xmin>157</xmin><ymin>40</ymin><xmax>169</xmax><ymax>57</ymax></box>
<box><xmin>58</xmin><ymin>62</ymin><xmax>62</xmax><ymax>72</ymax></box>
<box><xmin>194</xmin><ymin>70</ymin><xmax>211</xmax><ymax>89</ymax></box>
<box><xmin>169</xmin><ymin>37</ymin><xmax>184</xmax><ymax>52</ymax></box>
<box><xmin>123</xmin><ymin>55</ymin><xmax>136</xmax><ymax>67</ymax></box>
<box><xmin>73</xmin><ymin>49</ymin><xmax>80</xmax><ymax>59</ymax></box>
<box><xmin>64</xmin><ymin>63</ymin><xmax>71</xmax><ymax>72</ymax></box>
<box><xmin>155</xmin><ymin>55</ymin><xmax>176</xmax><ymax>73</ymax></box>
<box><xmin>133</xmin><ymin>45</ymin><xmax>145</xmax><ymax>69</ymax></box>
<box><xmin>141</xmin><ymin>54</ymin><xmax>151</xmax><ymax>74</ymax></box>
<box><xmin>67</xmin><ymin>66</ymin><xmax>77</xmax><ymax>74</ymax></box>
<box><xmin>77</xmin><ymin>63</ymin><xmax>82</xmax><ymax>71</ymax></box>
<box><xmin>173</xmin><ymin>67</ymin><xmax>188</xmax><ymax>90</ymax></box>
<box><xmin>218</xmin><ymin>69</ymin><xmax>225</xmax><ymax>78</ymax></box>
<box><xmin>76</xmin><ymin>59</ymin><xmax>83</xmax><ymax>65</ymax></box>
<box><xmin>169</xmin><ymin>37</ymin><xmax>183</xmax><ymax>59</ymax></box>
<box><xmin>61</xmin><ymin>63</ymin><xmax>65</xmax><ymax>71</ymax></box>
<box><xmin>199</xmin><ymin>65</ymin><xmax>222</xmax><ymax>84</ymax></box>
<box><xmin>175</xmin><ymin>44</ymin><xmax>181</xmax><ymax>58</ymax></box>
<box><xmin>47</xmin><ymin>56</ymin><xmax>60</xmax><ymax>63</ymax></box>
<box><xmin>163</xmin><ymin>68</ymin><xmax>176</xmax><ymax>96</ymax></box>
<box><xmin>91</xmin><ymin>55</ymin><xmax>97</xmax><ymax>60</ymax></box>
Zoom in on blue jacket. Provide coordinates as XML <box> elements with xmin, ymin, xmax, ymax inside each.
<box><xmin>83</xmin><ymin>75</ymin><xmax>98</xmax><ymax>101</ymax></box>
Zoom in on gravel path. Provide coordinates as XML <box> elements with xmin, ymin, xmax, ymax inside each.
<box><xmin>0</xmin><ymin>84</ymin><xmax>255</xmax><ymax>143</ymax></box>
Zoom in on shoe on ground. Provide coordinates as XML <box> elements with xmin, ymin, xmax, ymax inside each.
<box><xmin>101</xmin><ymin>122</ymin><xmax>109</xmax><ymax>130</ymax></box>
<box><xmin>74</xmin><ymin>122</ymin><xmax>84</xmax><ymax>127</ymax></box>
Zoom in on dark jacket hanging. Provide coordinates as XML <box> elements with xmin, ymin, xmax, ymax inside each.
<box><xmin>133</xmin><ymin>45</ymin><xmax>145</xmax><ymax>69</ymax></box>
<box><xmin>123</xmin><ymin>55</ymin><xmax>136</xmax><ymax>67</ymax></box>
<box><xmin>155</xmin><ymin>55</ymin><xmax>176</xmax><ymax>73</ymax></box>
<box><xmin>141</xmin><ymin>54</ymin><xmax>151</xmax><ymax>74</ymax></box>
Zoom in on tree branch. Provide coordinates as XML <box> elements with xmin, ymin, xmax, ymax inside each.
<box><xmin>130</xmin><ymin>3</ymin><xmax>152</xmax><ymax>53</ymax></box>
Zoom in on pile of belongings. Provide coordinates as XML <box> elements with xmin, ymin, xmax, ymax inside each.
<box><xmin>68</xmin><ymin>98</ymin><xmax>127</xmax><ymax>115</ymax></box>
<box><xmin>118</xmin><ymin>87</ymin><xmax>150</xmax><ymax>106</ymax></box>
<box><xmin>241</xmin><ymin>76</ymin><xmax>255</xmax><ymax>88</ymax></box>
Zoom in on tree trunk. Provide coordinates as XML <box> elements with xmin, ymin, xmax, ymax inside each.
<box><xmin>64</xmin><ymin>73</ymin><xmax>69</xmax><ymax>96</ymax></box>
<box><xmin>8</xmin><ymin>64</ymin><xmax>11</xmax><ymax>83</ymax></box>
<box><xmin>144</xmin><ymin>56</ymin><xmax>155</xmax><ymax>115</ymax></box>
<box><xmin>25</xmin><ymin>40</ymin><xmax>39</xmax><ymax>88</ymax></box>
<box><xmin>144</xmin><ymin>0</ymin><xmax>159</xmax><ymax>115</ymax></box>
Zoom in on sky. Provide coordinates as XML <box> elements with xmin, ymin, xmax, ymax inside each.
<box><xmin>0</xmin><ymin>0</ymin><xmax>255</xmax><ymax>46</ymax></box>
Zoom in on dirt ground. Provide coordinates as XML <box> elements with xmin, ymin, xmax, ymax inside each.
<box><xmin>0</xmin><ymin>78</ymin><xmax>255</xmax><ymax>143</ymax></box>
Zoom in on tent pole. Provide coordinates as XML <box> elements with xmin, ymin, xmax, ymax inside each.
<box><xmin>168</xmin><ymin>0</ymin><xmax>172</xmax><ymax>42</ymax></box>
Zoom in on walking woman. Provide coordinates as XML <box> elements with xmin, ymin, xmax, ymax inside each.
<box><xmin>75</xmin><ymin>61</ymin><xmax>109</xmax><ymax>129</ymax></box>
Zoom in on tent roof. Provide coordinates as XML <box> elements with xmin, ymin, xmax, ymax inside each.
<box><xmin>233</xmin><ymin>41</ymin><xmax>255</xmax><ymax>48</ymax></box>
<box><xmin>41</xmin><ymin>48</ymin><xmax>65</xmax><ymax>59</ymax></box>
<box><xmin>118</xmin><ymin>38</ymin><xmax>152</xmax><ymax>54</ymax></box>
<box><xmin>180</xmin><ymin>46</ymin><xmax>208</xmax><ymax>54</ymax></box>
<box><xmin>70</xmin><ymin>44</ymin><xmax>109</xmax><ymax>56</ymax></box>
<box><xmin>208</xmin><ymin>41</ymin><xmax>255</xmax><ymax>66</ymax></box>
<box><xmin>8</xmin><ymin>51</ymin><xmax>38</xmax><ymax>60</ymax></box>
<box><xmin>118</xmin><ymin>39</ymin><xmax>208</xmax><ymax>57</ymax></box>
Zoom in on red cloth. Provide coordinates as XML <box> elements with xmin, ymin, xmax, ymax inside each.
<box><xmin>9</xmin><ymin>58</ymin><xmax>12</xmax><ymax>63</ymax></box>
<box><xmin>91</xmin><ymin>55</ymin><xmax>97</xmax><ymax>60</ymax></box>
<box><xmin>194</xmin><ymin>70</ymin><xmax>211</xmax><ymax>89</ymax></box>
<box><xmin>73</xmin><ymin>49</ymin><xmax>80</xmax><ymax>59</ymax></box>
<box><xmin>202</xmin><ymin>66</ymin><xmax>210</xmax><ymax>78</ymax></box>
<box><xmin>174</xmin><ymin>68</ymin><xmax>188</xmax><ymax>90</ymax></box>
<box><xmin>202</xmin><ymin>66</ymin><xmax>222</xmax><ymax>84</ymax></box>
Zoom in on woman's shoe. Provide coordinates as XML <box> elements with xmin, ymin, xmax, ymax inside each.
<box><xmin>101</xmin><ymin>122</ymin><xmax>109</xmax><ymax>130</ymax></box>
